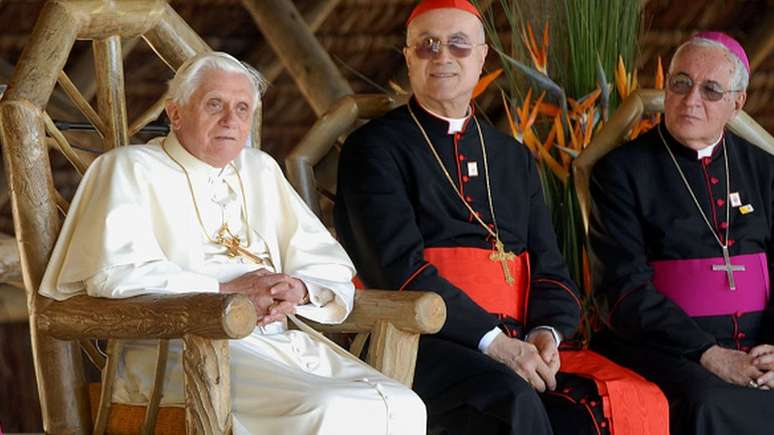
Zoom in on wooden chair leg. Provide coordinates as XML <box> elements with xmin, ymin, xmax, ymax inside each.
<box><xmin>183</xmin><ymin>336</ymin><xmax>232</xmax><ymax>434</ymax></box>
<box><xmin>367</xmin><ymin>321</ymin><xmax>420</xmax><ymax>387</ymax></box>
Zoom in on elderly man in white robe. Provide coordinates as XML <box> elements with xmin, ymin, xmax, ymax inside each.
<box><xmin>39</xmin><ymin>51</ymin><xmax>426</xmax><ymax>435</ymax></box>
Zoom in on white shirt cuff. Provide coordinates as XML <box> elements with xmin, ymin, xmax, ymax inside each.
<box><xmin>297</xmin><ymin>279</ymin><xmax>333</xmax><ymax>307</ymax></box>
<box><xmin>478</xmin><ymin>327</ymin><xmax>503</xmax><ymax>352</ymax></box>
<box><xmin>526</xmin><ymin>325</ymin><xmax>563</xmax><ymax>347</ymax></box>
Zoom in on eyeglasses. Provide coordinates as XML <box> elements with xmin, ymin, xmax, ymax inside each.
<box><xmin>408</xmin><ymin>37</ymin><xmax>485</xmax><ymax>59</ymax></box>
<box><xmin>667</xmin><ymin>73</ymin><xmax>742</xmax><ymax>102</ymax></box>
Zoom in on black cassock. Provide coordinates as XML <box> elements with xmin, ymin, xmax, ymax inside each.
<box><xmin>335</xmin><ymin>98</ymin><xmax>603</xmax><ymax>435</ymax></box>
<box><xmin>589</xmin><ymin>123</ymin><xmax>774</xmax><ymax>435</ymax></box>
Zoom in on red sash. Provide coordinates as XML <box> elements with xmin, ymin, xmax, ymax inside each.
<box><xmin>420</xmin><ymin>246</ymin><xmax>669</xmax><ymax>435</ymax></box>
<box><xmin>423</xmin><ymin>246</ymin><xmax>530</xmax><ymax>320</ymax></box>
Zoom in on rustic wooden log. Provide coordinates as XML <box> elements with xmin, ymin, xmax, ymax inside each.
<box><xmin>367</xmin><ymin>321</ymin><xmax>420</xmax><ymax>387</ymax></box>
<box><xmin>38</xmin><ymin>292</ymin><xmax>258</xmax><ymax>340</ymax></box>
<box><xmin>56</xmin><ymin>70</ymin><xmax>107</xmax><ymax>138</ymax></box>
<box><xmin>1</xmin><ymin>22</ymin><xmax>91</xmax><ymax>424</ymax></box>
<box><xmin>286</xmin><ymin>94</ymin><xmax>405</xmax><ymax>216</ymax></box>
<box><xmin>184</xmin><ymin>336</ymin><xmax>231</xmax><ymax>434</ymax></box>
<box><xmin>93</xmin><ymin>339</ymin><xmax>124</xmax><ymax>435</ymax></box>
<box><xmin>141</xmin><ymin>340</ymin><xmax>170</xmax><ymax>435</ymax></box>
<box><xmin>93</xmin><ymin>36</ymin><xmax>129</xmax><ymax>149</ymax></box>
<box><xmin>43</xmin><ymin>111</ymin><xmax>89</xmax><ymax>175</ymax></box>
<box><xmin>142</xmin><ymin>3</ymin><xmax>210</xmax><ymax>71</ymax></box>
<box><xmin>67</xmin><ymin>37</ymin><xmax>142</xmax><ymax>104</ymax></box>
<box><xmin>0</xmin><ymin>234</ymin><xmax>21</xmax><ymax>286</ymax></box>
<box><xmin>69</xmin><ymin>0</ymin><xmax>166</xmax><ymax>40</ymax></box>
<box><xmin>0</xmin><ymin>285</ymin><xmax>26</xmax><ymax>322</ymax></box>
<box><xmin>305</xmin><ymin>289</ymin><xmax>445</xmax><ymax>335</ymax></box>
<box><xmin>247</xmin><ymin>0</ymin><xmax>342</xmax><ymax>83</ymax></box>
<box><xmin>128</xmin><ymin>90</ymin><xmax>168</xmax><ymax>137</ymax></box>
<box><xmin>5</xmin><ymin>2</ymin><xmax>78</xmax><ymax>115</ymax></box>
<box><xmin>242</xmin><ymin>0</ymin><xmax>353</xmax><ymax>116</ymax></box>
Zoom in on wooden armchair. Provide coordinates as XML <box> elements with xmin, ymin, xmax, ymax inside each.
<box><xmin>573</xmin><ymin>88</ymin><xmax>774</xmax><ymax>233</ymax></box>
<box><xmin>0</xmin><ymin>2</ymin><xmax>444</xmax><ymax>434</ymax></box>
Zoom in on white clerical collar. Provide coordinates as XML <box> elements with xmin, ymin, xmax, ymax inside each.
<box><xmin>164</xmin><ymin>132</ymin><xmax>237</xmax><ymax>176</ymax></box>
<box><xmin>418</xmin><ymin>102</ymin><xmax>470</xmax><ymax>135</ymax></box>
<box><xmin>695</xmin><ymin>135</ymin><xmax>723</xmax><ymax>160</ymax></box>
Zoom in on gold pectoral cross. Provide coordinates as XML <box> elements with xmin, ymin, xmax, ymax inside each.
<box><xmin>489</xmin><ymin>239</ymin><xmax>516</xmax><ymax>284</ymax></box>
<box><xmin>215</xmin><ymin>224</ymin><xmax>264</xmax><ymax>265</ymax></box>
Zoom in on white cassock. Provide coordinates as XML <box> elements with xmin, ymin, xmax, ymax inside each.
<box><xmin>39</xmin><ymin>133</ymin><xmax>426</xmax><ymax>435</ymax></box>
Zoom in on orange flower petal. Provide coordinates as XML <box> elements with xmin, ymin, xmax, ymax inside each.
<box><xmin>615</xmin><ymin>55</ymin><xmax>628</xmax><ymax>98</ymax></box>
<box><xmin>655</xmin><ymin>56</ymin><xmax>664</xmax><ymax>90</ymax></box>
<box><xmin>472</xmin><ymin>68</ymin><xmax>503</xmax><ymax>99</ymax></box>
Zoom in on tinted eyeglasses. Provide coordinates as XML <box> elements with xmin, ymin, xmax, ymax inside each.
<box><xmin>667</xmin><ymin>73</ymin><xmax>741</xmax><ymax>102</ymax></box>
<box><xmin>408</xmin><ymin>37</ymin><xmax>485</xmax><ymax>59</ymax></box>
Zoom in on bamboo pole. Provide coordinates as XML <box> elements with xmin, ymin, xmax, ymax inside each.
<box><xmin>93</xmin><ymin>36</ymin><xmax>129</xmax><ymax>149</ymax></box>
<box><xmin>242</xmin><ymin>0</ymin><xmax>353</xmax><ymax>116</ymax></box>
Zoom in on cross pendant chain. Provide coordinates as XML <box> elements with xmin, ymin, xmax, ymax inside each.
<box><xmin>489</xmin><ymin>240</ymin><xmax>516</xmax><ymax>285</ymax></box>
<box><xmin>216</xmin><ymin>224</ymin><xmax>264</xmax><ymax>265</ymax></box>
<box><xmin>712</xmin><ymin>245</ymin><xmax>745</xmax><ymax>291</ymax></box>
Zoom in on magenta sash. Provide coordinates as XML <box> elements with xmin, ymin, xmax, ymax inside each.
<box><xmin>649</xmin><ymin>252</ymin><xmax>770</xmax><ymax>317</ymax></box>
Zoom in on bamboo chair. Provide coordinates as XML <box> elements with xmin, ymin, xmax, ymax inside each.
<box><xmin>0</xmin><ymin>2</ymin><xmax>444</xmax><ymax>434</ymax></box>
<box><xmin>574</xmin><ymin>88</ymin><xmax>774</xmax><ymax>234</ymax></box>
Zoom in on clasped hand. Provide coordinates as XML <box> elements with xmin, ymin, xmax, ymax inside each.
<box><xmin>485</xmin><ymin>330</ymin><xmax>560</xmax><ymax>392</ymax></box>
<box><xmin>220</xmin><ymin>269</ymin><xmax>309</xmax><ymax>325</ymax></box>
<box><xmin>700</xmin><ymin>344</ymin><xmax>774</xmax><ymax>390</ymax></box>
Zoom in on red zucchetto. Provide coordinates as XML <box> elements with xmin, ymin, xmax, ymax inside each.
<box><xmin>406</xmin><ymin>0</ymin><xmax>482</xmax><ymax>25</ymax></box>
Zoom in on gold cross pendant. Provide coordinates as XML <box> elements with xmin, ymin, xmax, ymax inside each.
<box><xmin>489</xmin><ymin>239</ymin><xmax>516</xmax><ymax>284</ymax></box>
<box><xmin>216</xmin><ymin>224</ymin><xmax>264</xmax><ymax>265</ymax></box>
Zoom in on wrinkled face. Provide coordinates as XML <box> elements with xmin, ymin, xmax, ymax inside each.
<box><xmin>404</xmin><ymin>8</ymin><xmax>487</xmax><ymax>116</ymax></box>
<box><xmin>166</xmin><ymin>68</ymin><xmax>256</xmax><ymax>167</ymax></box>
<box><xmin>664</xmin><ymin>45</ymin><xmax>746</xmax><ymax>150</ymax></box>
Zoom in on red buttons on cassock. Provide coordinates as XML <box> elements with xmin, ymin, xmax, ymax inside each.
<box><xmin>462</xmin><ymin>175</ymin><xmax>470</xmax><ymax>183</ymax></box>
<box><xmin>465</xmin><ymin>196</ymin><xmax>472</xmax><ymax>202</ymax></box>
<box><xmin>458</xmin><ymin>154</ymin><xmax>466</xmax><ymax>161</ymax></box>
<box><xmin>710</xmin><ymin>176</ymin><xmax>720</xmax><ymax>185</ymax></box>
<box><xmin>719</xmin><ymin>221</ymin><xmax>728</xmax><ymax>229</ymax></box>
<box><xmin>702</xmin><ymin>157</ymin><xmax>712</xmax><ymax>166</ymax></box>
<box><xmin>716</xmin><ymin>198</ymin><xmax>726</xmax><ymax>207</ymax></box>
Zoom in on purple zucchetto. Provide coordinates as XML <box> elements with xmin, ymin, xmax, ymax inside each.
<box><xmin>691</xmin><ymin>31</ymin><xmax>750</xmax><ymax>73</ymax></box>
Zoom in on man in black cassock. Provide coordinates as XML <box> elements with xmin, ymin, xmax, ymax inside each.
<box><xmin>589</xmin><ymin>32</ymin><xmax>774</xmax><ymax>435</ymax></box>
<box><xmin>333</xmin><ymin>1</ymin><xmax>660</xmax><ymax>434</ymax></box>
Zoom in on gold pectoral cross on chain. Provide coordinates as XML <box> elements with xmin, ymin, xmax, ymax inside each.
<box><xmin>489</xmin><ymin>239</ymin><xmax>516</xmax><ymax>284</ymax></box>
<box><xmin>215</xmin><ymin>224</ymin><xmax>264</xmax><ymax>265</ymax></box>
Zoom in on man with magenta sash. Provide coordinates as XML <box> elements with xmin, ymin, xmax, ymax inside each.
<box><xmin>589</xmin><ymin>32</ymin><xmax>774</xmax><ymax>435</ymax></box>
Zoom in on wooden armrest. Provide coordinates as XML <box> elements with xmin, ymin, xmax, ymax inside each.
<box><xmin>36</xmin><ymin>292</ymin><xmax>257</xmax><ymax>340</ymax></box>
<box><xmin>306</xmin><ymin>289</ymin><xmax>446</xmax><ymax>335</ymax></box>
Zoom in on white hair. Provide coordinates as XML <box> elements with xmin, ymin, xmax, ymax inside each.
<box><xmin>168</xmin><ymin>51</ymin><xmax>269</xmax><ymax>106</ymax></box>
<box><xmin>669</xmin><ymin>38</ymin><xmax>749</xmax><ymax>91</ymax></box>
